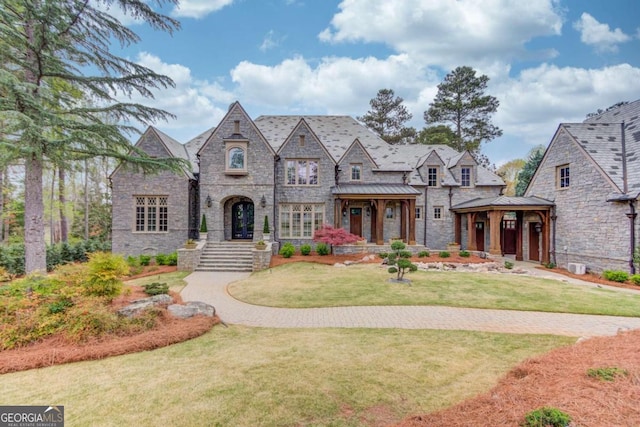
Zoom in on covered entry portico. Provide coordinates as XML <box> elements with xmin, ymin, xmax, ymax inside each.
<box><xmin>451</xmin><ymin>196</ymin><xmax>555</xmax><ymax>264</ymax></box>
<box><xmin>332</xmin><ymin>184</ymin><xmax>421</xmax><ymax>245</ymax></box>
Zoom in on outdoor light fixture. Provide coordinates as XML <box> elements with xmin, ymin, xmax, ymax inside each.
<box><xmin>260</xmin><ymin>195</ymin><xmax>267</xmax><ymax>208</ymax></box>
<box><xmin>206</xmin><ymin>194</ymin><xmax>212</xmax><ymax>208</ymax></box>
<box><xmin>343</xmin><ymin>208</ymin><xmax>347</xmax><ymax>217</ymax></box>
<box><xmin>534</xmin><ymin>222</ymin><xmax>542</xmax><ymax>233</ymax></box>
<box><xmin>366</xmin><ymin>207</ymin><xmax>371</xmax><ymax>217</ymax></box>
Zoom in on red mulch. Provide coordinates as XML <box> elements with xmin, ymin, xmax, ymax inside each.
<box><xmin>269</xmin><ymin>252</ymin><xmax>490</xmax><ymax>268</ymax></box>
<box><xmin>395</xmin><ymin>329</ymin><xmax>640</xmax><ymax>427</ymax></box>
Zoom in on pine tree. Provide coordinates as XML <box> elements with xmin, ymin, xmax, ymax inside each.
<box><xmin>424</xmin><ymin>66</ymin><xmax>502</xmax><ymax>154</ymax></box>
<box><xmin>0</xmin><ymin>1</ymin><xmax>188</xmax><ymax>273</ymax></box>
<box><xmin>515</xmin><ymin>146</ymin><xmax>546</xmax><ymax>196</ymax></box>
<box><xmin>358</xmin><ymin>89</ymin><xmax>416</xmax><ymax>144</ymax></box>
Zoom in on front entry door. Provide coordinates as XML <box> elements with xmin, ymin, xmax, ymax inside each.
<box><xmin>529</xmin><ymin>225</ymin><xmax>540</xmax><ymax>261</ymax></box>
<box><xmin>475</xmin><ymin>222</ymin><xmax>485</xmax><ymax>251</ymax></box>
<box><xmin>350</xmin><ymin>208</ymin><xmax>362</xmax><ymax>237</ymax></box>
<box><xmin>232</xmin><ymin>202</ymin><xmax>254</xmax><ymax>239</ymax></box>
<box><xmin>502</xmin><ymin>219</ymin><xmax>517</xmax><ymax>254</ymax></box>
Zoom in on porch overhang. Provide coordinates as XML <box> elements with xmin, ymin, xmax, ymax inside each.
<box><xmin>450</xmin><ymin>196</ymin><xmax>555</xmax><ymax>264</ymax></box>
<box><xmin>332</xmin><ymin>184</ymin><xmax>420</xmax><ymax>245</ymax></box>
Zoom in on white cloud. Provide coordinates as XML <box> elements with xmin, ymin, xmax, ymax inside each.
<box><xmin>259</xmin><ymin>30</ymin><xmax>281</xmax><ymax>52</ymax></box>
<box><xmin>123</xmin><ymin>53</ymin><xmax>232</xmax><ymax>141</ymax></box>
<box><xmin>319</xmin><ymin>0</ymin><xmax>562</xmax><ymax>69</ymax></box>
<box><xmin>171</xmin><ymin>0</ymin><xmax>234</xmax><ymax>19</ymax></box>
<box><xmin>573</xmin><ymin>13</ymin><xmax>631</xmax><ymax>53</ymax></box>
<box><xmin>230</xmin><ymin>54</ymin><xmax>437</xmax><ymax>114</ymax></box>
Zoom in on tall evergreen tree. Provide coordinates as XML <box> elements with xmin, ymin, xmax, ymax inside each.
<box><xmin>415</xmin><ymin>125</ymin><xmax>456</xmax><ymax>145</ymax></box>
<box><xmin>424</xmin><ymin>66</ymin><xmax>502</xmax><ymax>154</ymax></box>
<box><xmin>515</xmin><ymin>145</ymin><xmax>546</xmax><ymax>196</ymax></box>
<box><xmin>358</xmin><ymin>89</ymin><xmax>416</xmax><ymax>144</ymax></box>
<box><xmin>0</xmin><ymin>1</ymin><xmax>188</xmax><ymax>273</ymax></box>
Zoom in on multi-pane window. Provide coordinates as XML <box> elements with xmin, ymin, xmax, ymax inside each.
<box><xmin>427</xmin><ymin>167</ymin><xmax>438</xmax><ymax>186</ymax></box>
<box><xmin>225</xmin><ymin>141</ymin><xmax>248</xmax><ymax>174</ymax></box>
<box><xmin>433</xmin><ymin>206</ymin><xmax>443</xmax><ymax>220</ymax></box>
<box><xmin>228</xmin><ymin>147</ymin><xmax>244</xmax><ymax>169</ymax></box>
<box><xmin>461</xmin><ymin>167</ymin><xmax>471</xmax><ymax>187</ymax></box>
<box><xmin>279</xmin><ymin>204</ymin><xmax>324</xmax><ymax>238</ymax></box>
<box><xmin>385</xmin><ymin>206</ymin><xmax>394</xmax><ymax>219</ymax></box>
<box><xmin>286</xmin><ymin>159</ymin><xmax>319</xmax><ymax>185</ymax></box>
<box><xmin>135</xmin><ymin>196</ymin><xmax>168</xmax><ymax>232</ymax></box>
<box><xmin>558</xmin><ymin>165</ymin><xmax>570</xmax><ymax>188</ymax></box>
<box><xmin>415</xmin><ymin>206</ymin><xmax>422</xmax><ymax>219</ymax></box>
<box><xmin>351</xmin><ymin>164</ymin><xmax>362</xmax><ymax>181</ymax></box>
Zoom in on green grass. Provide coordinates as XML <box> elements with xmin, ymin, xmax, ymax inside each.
<box><xmin>228</xmin><ymin>263</ymin><xmax>640</xmax><ymax>317</ymax></box>
<box><xmin>125</xmin><ymin>271</ymin><xmax>190</xmax><ymax>293</ymax></box>
<box><xmin>0</xmin><ymin>327</ymin><xmax>572</xmax><ymax>426</ymax></box>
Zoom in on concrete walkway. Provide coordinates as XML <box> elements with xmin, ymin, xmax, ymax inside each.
<box><xmin>180</xmin><ymin>263</ymin><xmax>640</xmax><ymax>337</ymax></box>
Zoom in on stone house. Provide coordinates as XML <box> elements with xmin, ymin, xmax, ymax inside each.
<box><xmin>525</xmin><ymin>100</ymin><xmax>640</xmax><ymax>273</ymax></box>
<box><xmin>111</xmin><ymin>101</ymin><xmax>510</xmax><ymax>262</ymax></box>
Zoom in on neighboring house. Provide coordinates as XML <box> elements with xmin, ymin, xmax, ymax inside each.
<box><xmin>526</xmin><ymin>100</ymin><xmax>640</xmax><ymax>273</ymax></box>
<box><xmin>111</xmin><ymin>102</ymin><xmax>506</xmax><ymax>258</ymax></box>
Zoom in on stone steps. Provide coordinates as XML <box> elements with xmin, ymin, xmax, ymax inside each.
<box><xmin>195</xmin><ymin>242</ymin><xmax>254</xmax><ymax>272</ymax></box>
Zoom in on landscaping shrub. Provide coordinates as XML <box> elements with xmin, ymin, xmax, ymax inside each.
<box><xmin>313</xmin><ymin>224</ymin><xmax>360</xmax><ymax>252</ymax></box>
<box><xmin>126</xmin><ymin>256</ymin><xmax>143</xmax><ymax>276</ymax></box>
<box><xmin>279</xmin><ymin>243</ymin><xmax>295</xmax><ymax>258</ymax></box>
<box><xmin>523</xmin><ymin>407</ymin><xmax>571</xmax><ymax>427</ymax></box>
<box><xmin>459</xmin><ymin>250</ymin><xmax>470</xmax><ymax>257</ymax></box>
<box><xmin>143</xmin><ymin>282</ymin><xmax>169</xmax><ymax>296</ymax></box>
<box><xmin>399</xmin><ymin>250</ymin><xmax>413</xmax><ymax>258</ymax></box>
<box><xmin>300</xmin><ymin>244</ymin><xmax>312</xmax><ymax>256</ymax></box>
<box><xmin>83</xmin><ymin>252</ymin><xmax>129</xmax><ymax>299</ymax></box>
<box><xmin>504</xmin><ymin>260</ymin><xmax>514</xmax><ymax>269</ymax></box>
<box><xmin>387</xmin><ymin>241</ymin><xmax>417</xmax><ymax>281</ymax></box>
<box><xmin>165</xmin><ymin>252</ymin><xmax>178</xmax><ymax>266</ymax></box>
<box><xmin>630</xmin><ymin>274</ymin><xmax>640</xmax><ymax>285</ymax></box>
<box><xmin>587</xmin><ymin>367</ymin><xmax>628</xmax><ymax>382</ymax></box>
<box><xmin>438</xmin><ymin>251</ymin><xmax>450</xmax><ymax>258</ymax></box>
<box><xmin>316</xmin><ymin>242</ymin><xmax>330</xmax><ymax>256</ymax></box>
<box><xmin>139</xmin><ymin>255</ymin><xmax>152</xmax><ymax>266</ymax></box>
<box><xmin>417</xmin><ymin>250</ymin><xmax>430</xmax><ymax>258</ymax></box>
<box><xmin>378</xmin><ymin>252</ymin><xmax>389</xmax><ymax>259</ymax></box>
<box><xmin>602</xmin><ymin>270</ymin><xmax>629</xmax><ymax>283</ymax></box>
<box><xmin>544</xmin><ymin>262</ymin><xmax>556</xmax><ymax>269</ymax></box>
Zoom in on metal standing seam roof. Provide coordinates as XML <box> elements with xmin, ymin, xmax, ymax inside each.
<box><xmin>451</xmin><ymin>195</ymin><xmax>555</xmax><ymax>210</ymax></box>
<box><xmin>332</xmin><ymin>184</ymin><xmax>422</xmax><ymax>196</ymax></box>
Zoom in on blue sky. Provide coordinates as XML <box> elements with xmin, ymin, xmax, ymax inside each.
<box><xmin>107</xmin><ymin>0</ymin><xmax>640</xmax><ymax>166</ymax></box>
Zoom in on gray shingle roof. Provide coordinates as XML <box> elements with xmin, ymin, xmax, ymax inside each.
<box><xmin>562</xmin><ymin>99</ymin><xmax>640</xmax><ymax>195</ymax></box>
<box><xmin>184</xmin><ymin>126</ymin><xmax>216</xmax><ymax>173</ymax></box>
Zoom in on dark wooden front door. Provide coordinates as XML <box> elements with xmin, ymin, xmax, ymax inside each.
<box><xmin>475</xmin><ymin>222</ymin><xmax>485</xmax><ymax>251</ymax></box>
<box><xmin>350</xmin><ymin>208</ymin><xmax>362</xmax><ymax>237</ymax></box>
<box><xmin>502</xmin><ymin>219</ymin><xmax>517</xmax><ymax>254</ymax></box>
<box><xmin>529</xmin><ymin>225</ymin><xmax>540</xmax><ymax>261</ymax></box>
<box><xmin>232</xmin><ymin>202</ymin><xmax>254</xmax><ymax>239</ymax></box>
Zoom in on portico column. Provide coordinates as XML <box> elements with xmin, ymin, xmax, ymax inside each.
<box><xmin>467</xmin><ymin>213</ymin><xmax>477</xmax><ymax>250</ymax></box>
<box><xmin>408</xmin><ymin>199</ymin><xmax>416</xmax><ymax>245</ymax></box>
<box><xmin>400</xmin><ymin>201</ymin><xmax>407</xmax><ymax>243</ymax></box>
<box><xmin>376</xmin><ymin>199</ymin><xmax>386</xmax><ymax>245</ymax></box>
<box><xmin>489</xmin><ymin>210</ymin><xmax>502</xmax><ymax>255</ymax></box>
<box><xmin>542</xmin><ymin>210</ymin><xmax>551</xmax><ymax>265</ymax></box>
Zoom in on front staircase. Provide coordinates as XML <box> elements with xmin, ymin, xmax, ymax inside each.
<box><xmin>195</xmin><ymin>241</ymin><xmax>254</xmax><ymax>272</ymax></box>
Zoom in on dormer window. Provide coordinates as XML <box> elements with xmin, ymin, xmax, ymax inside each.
<box><xmin>225</xmin><ymin>141</ymin><xmax>248</xmax><ymax>175</ymax></box>
<box><xmin>461</xmin><ymin>167</ymin><xmax>472</xmax><ymax>187</ymax></box>
<box><xmin>427</xmin><ymin>167</ymin><xmax>439</xmax><ymax>186</ymax></box>
<box><xmin>350</xmin><ymin>164</ymin><xmax>362</xmax><ymax>181</ymax></box>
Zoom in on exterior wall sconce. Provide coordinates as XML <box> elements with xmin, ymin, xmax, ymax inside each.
<box><xmin>206</xmin><ymin>195</ymin><xmax>212</xmax><ymax>208</ymax></box>
<box><xmin>534</xmin><ymin>222</ymin><xmax>542</xmax><ymax>233</ymax></box>
<box><xmin>366</xmin><ymin>207</ymin><xmax>371</xmax><ymax>217</ymax></box>
<box><xmin>343</xmin><ymin>208</ymin><xmax>347</xmax><ymax>217</ymax></box>
<box><xmin>260</xmin><ymin>195</ymin><xmax>267</xmax><ymax>208</ymax></box>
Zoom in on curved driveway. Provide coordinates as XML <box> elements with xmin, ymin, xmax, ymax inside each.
<box><xmin>180</xmin><ymin>266</ymin><xmax>640</xmax><ymax>337</ymax></box>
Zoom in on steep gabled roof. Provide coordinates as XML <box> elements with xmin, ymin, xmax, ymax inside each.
<box><xmin>184</xmin><ymin>126</ymin><xmax>216</xmax><ymax>173</ymax></box>
<box><xmin>549</xmin><ymin>100</ymin><xmax>640</xmax><ymax>196</ymax></box>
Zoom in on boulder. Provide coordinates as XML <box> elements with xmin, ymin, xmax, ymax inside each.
<box><xmin>117</xmin><ymin>294</ymin><xmax>173</xmax><ymax>318</ymax></box>
<box><xmin>168</xmin><ymin>301</ymin><xmax>216</xmax><ymax>319</ymax></box>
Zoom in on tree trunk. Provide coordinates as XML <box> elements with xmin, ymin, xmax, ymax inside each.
<box><xmin>25</xmin><ymin>153</ymin><xmax>47</xmax><ymax>273</ymax></box>
<box><xmin>2</xmin><ymin>168</ymin><xmax>8</xmax><ymax>243</ymax></box>
<box><xmin>59</xmin><ymin>167</ymin><xmax>68</xmax><ymax>242</ymax></box>
<box><xmin>84</xmin><ymin>158</ymin><xmax>89</xmax><ymax>240</ymax></box>
<box><xmin>50</xmin><ymin>165</ymin><xmax>56</xmax><ymax>245</ymax></box>
<box><xmin>0</xmin><ymin>165</ymin><xmax>4</xmax><ymax>243</ymax></box>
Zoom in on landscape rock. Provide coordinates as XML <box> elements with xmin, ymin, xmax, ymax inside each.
<box><xmin>167</xmin><ymin>301</ymin><xmax>216</xmax><ymax>319</ymax></box>
<box><xmin>333</xmin><ymin>263</ymin><xmax>346</xmax><ymax>267</ymax></box>
<box><xmin>117</xmin><ymin>294</ymin><xmax>173</xmax><ymax>318</ymax></box>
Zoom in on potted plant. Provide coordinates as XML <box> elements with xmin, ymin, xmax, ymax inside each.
<box><xmin>199</xmin><ymin>214</ymin><xmax>208</xmax><ymax>240</ymax></box>
<box><xmin>255</xmin><ymin>240</ymin><xmax>267</xmax><ymax>250</ymax></box>
<box><xmin>262</xmin><ymin>215</ymin><xmax>271</xmax><ymax>241</ymax></box>
<box><xmin>184</xmin><ymin>239</ymin><xmax>197</xmax><ymax>249</ymax></box>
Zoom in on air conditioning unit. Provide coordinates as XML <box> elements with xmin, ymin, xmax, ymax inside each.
<box><xmin>567</xmin><ymin>263</ymin><xmax>586</xmax><ymax>275</ymax></box>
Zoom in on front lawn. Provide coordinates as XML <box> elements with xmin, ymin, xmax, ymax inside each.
<box><xmin>228</xmin><ymin>263</ymin><xmax>640</xmax><ymax>316</ymax></box>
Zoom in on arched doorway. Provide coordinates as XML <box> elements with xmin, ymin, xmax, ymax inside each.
<box><xmin>232</xmin><ymin>201</ymin><xmax>254</xmax><ymax>239</ymax></box>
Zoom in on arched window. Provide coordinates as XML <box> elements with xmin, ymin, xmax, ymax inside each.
<box><xmin>224</xmin><ymin>141</ymin><xmax>248</xmax><ymax>175</ymax></box>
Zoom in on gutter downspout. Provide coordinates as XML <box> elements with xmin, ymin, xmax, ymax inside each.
<box><xmin>273</xmin><ymin>155</ymin><xmax>280</xmax><ymax>244</ymax></box>
<box><xmin>423</xmin><ymin>186</ymin><xmax>428</xmax><ymax>246</ymax></box>
<box><xmin>550</xmin><ymin>205</ymin><xmax>557</xmax><ymax>266</ymax></box>
<box><xmin>627</xmin><ymin>201</ymin><xmax>637</xmax><ymax>275</ymax></box>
